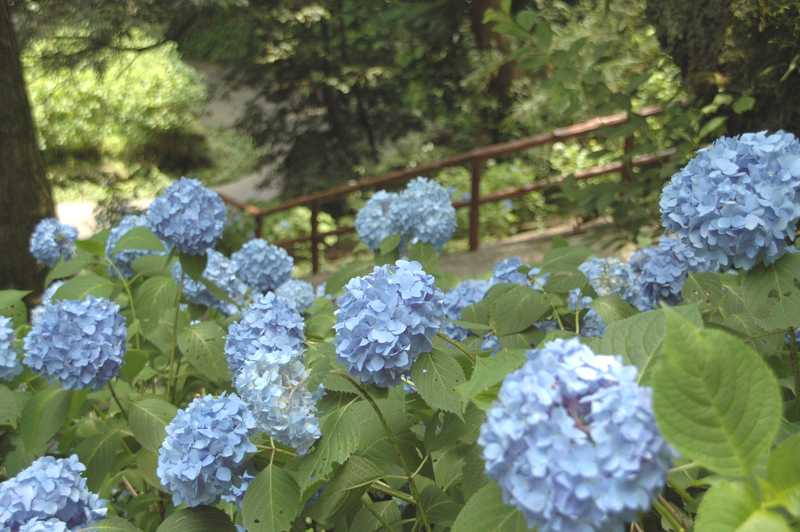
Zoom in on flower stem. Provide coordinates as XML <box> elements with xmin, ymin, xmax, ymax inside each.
<box><xmin>653</xmin><ymin>495</ymin><xmax>687</xmax><ymax>532</ymax></box>
<box><xmin>108</xmin><ymin>381</ymin><xmax>128</xmax><ymax>420</ymax></box>
<box><xmin>168</xmin><ymin>266</ymin><xmax>183</xmax><ymax>403</ymax></box>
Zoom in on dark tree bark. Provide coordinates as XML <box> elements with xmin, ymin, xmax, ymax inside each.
<box><xmin>0</xmin><ymin>0</ymin><xmax>55</xmax><ymax>290</ymax></box>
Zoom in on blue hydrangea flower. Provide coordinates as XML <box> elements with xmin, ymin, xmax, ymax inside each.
<box><xmin>481</xmin><ymin>333</ymin><xmax>501</xmax><ymax>354</ymax></box>
<box><xmin>0</xmin><ymin>455</ymin><xmax>107</xmax><ymax>530</ymax></box>
<box><xmin>231</xmin><ymin>239</ymin><xmax>294</xmax><ymax>292</ymax></box>
<box><xmin>389</xmin><ymin>178</ymin><xmax>456</xmax><ymax>250</ymax></box>
<box><xmin>19</xmin><ymin>518</ymin><xmax>69</xmax><ymax>532</ymax></box>
<box><xmin>146</xmin><ymin>177</ymin><xmax>226</xmax><ymax>255</ymax></box>
<box><xmin>157</xmin><ymin>393</ymin><xmax>256</xmax><ymax>507</ymax></box>
<box><xmin>355</xmin><ymin>190</ymin><xmax>400</xmax><ymax>251</ymax></box>
<box><xmin>335</xmin><ymin>260</ymin><xmax>444</xmax><ymax>387</ymax></box>
<box><xmin>629</xmin><ymin>237</ymin><xmax>717</xmax><ymax>311</ymax></box>
<box><xmin>23</xmin><ymin>296</ymin><xmax>127</xmax><ymax>390</ymax></box>
<box><xmin>275</xmin><ymin>279</ymin><xmax>316</xmax><ymax>313</ymax></box>
<box><xmin>442</xmin><ymin>280</ymin><xmax>491</xmax><ymax>341</ymax></box>
<box><xmin>490</xmin><ymin>257</ymin><xmax>549</xmax><ymax>290</ymax></box>
<box><xmin>568</xmin><ymin>289</ymin><xmax>606</xmax><ymax>338</ymax></box>
<box><xmin>30</xmin><ymin>281</ymin><xmax>64</xmax><ymax>325</ymax></box>
<box><xmin>105</xmin><ymin>214</ymin><xmax>167</xmax><ymax>278</ymax></box>
<box><xmin>234</xmin><ymin>349</ymin><xmax>322</xmax><ymax>455</ymax></box>
<box><xmin>316</xmin><ymin>282</ymin><xmax>329</xmax><ymax>299</ymax></box>
<box><xmin>0</xmin><ymin>316</ymin><xmax>21</xmax><ymax>381</ymax></box>
<box><xmin>661</xmin><ymin>131</ymin><xmax>800</xmax><ymax>270</ymax></box>
<box><xmin>479</xmin><ymin>338</ymin><xmax>672</xmax><ymax>532</ymax></box>
<box><xmin>225</xmin><ymin>292</ymin><xmax>305</xmax><ymax>376</ymax></box>
<box><xmin>174</xmin><ymin>250</ymin><xmax>248</xmax><ymax>315</ymax></box>
<box><xmin>578</xmin><ymin>257</ymin><xmax>635</xmax><ymax>301</ymax></box>
<box><xmin>29</xmin><ymin>218</ymin><xmax>78</xmax><ymax>267</ymax></box>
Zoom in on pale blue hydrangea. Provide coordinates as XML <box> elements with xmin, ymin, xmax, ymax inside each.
<box><xmin>661</xmin><ymin>131</ymin><xmax>800</xmax><ymax>270</ymax></box>
<box><xmin>23</xmin><ymin>296</ymin><xmax>127</xmax><ymax>390</ymax></box>
<box><xmin>629</xmin><ymin>237</ymin><xmax>717</xmax><ymax>311</ymax></box>
<box><xmin>173</xmin><ymin>250</ymin><xmax>247</xmax><ymax>315</ymax></box>
<box><xmin>0</xmin><ymin>455</ymin><xmax>107</xmax><ymax>530</ymax></box>
<box><xmin>481</xmin><ymin>333</ymin><xmax>501</xmax><ymax>353</ymax></box>
<box><xmin>225</xmin><ymin>292</ymin><xmax>305</xmax><ymax>376</ymax></box>
<box><xmin>479</xmin><ymin>338</ymin><xmax>672</xmax><ymax>532</ymax></box>
<box><xmin>355</xmin><ymin>190</ymin><xmax>400</xmax><ymax>251</ymax></box>
<box><xmin>157</xmin><ymin>393</ymin><xmax>256</xmax><ymax>507</ymax></box>
<box><xmin>578</xmin><ymin>257</ymin><xmax>635</xmax><ymax>301</ymax></box>
<box><xmin>146</xmin><ymin>177</ymin><xmax>226</xmax><ymax>255</ymax></box>
<box><xmin>105</xmin><ymin>214</ymin><xmax>166</xmax><ymax>277</ymax></box>
<box><xmin>231</xmin><ymin>239</ymin><xmax>294</xmax><ymax>292</ymax></box>
<box><xmin>30</xmin><ymin>281</ymin><xmax>64</xmax><ymax>325</ymax></box>
<box><xmin>316</xmin><ymin>282</ymin><xmax>329</xmax><ymax>299</ymax></box>
<box><xmin>335</xmin><ymin>260</ymin><xmax>444</xmax><ymax>387</ymax></box>
<box><xmin>29</xmin><ymin>218</ymin><xmax>78</xmax><ymax>267</ymax></box>
<box><xmin>275</xmin><ymin>279</ymin><xmax>316</xmax><ymax>313</ymax></box>
<box><xmin>0</xmin><ymin>316</ymin><xmax>22</xmax><ymax>381</ymax></box>
<box><xmin>490</xmin><ymin>256</ymin><xmax>549</xmax><ymax>290</ymax></box>
<box><xmin>234</xmin><ymin>348</ymin><xmax>322</xmax><ymax>455</ymax></box>
<box><xmin>19</xmin><ymin>518</ymin><xmax>69</xmax><ymax>532</ymax></box>
<box><xmin>389</xmin><ymin>177</ymin><xmax>456</xmax><ymax>250</ymax></box>
<box><xmin>442</xmin><ymin>280</ymin><xmax>491</xmax><ymax>341</ymax></box>
<box><xmin>568</xmin><ymin>289</ymin><xmax>605</xmax><ymax>338</ymax></box>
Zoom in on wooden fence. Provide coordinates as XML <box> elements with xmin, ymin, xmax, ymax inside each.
<box><xmin>221</xmin><ymin>105</ymin><xmax>674</xmax><ymax>273</ymax></box>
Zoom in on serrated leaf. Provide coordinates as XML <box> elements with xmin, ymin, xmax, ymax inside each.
<box><xmin>350</xmin><ymin>500</ymin><xmax>402</xmax><ymax>532</ymax></box>
<box><xmin>309</xmin><ymin>455</ymin><xmax>382</xmax><ymax>524</ymax></box>
<box><xmin>538</xmin><ymin>246</ymin><xmax>592</xmax><ymax>293</ymax></box>
<box><xmin>54</xmin><ymin>273</ymin><xmax>114</xmax><ymax>300</ymax></box>
<box><xmin>457</xmin><ymin>349</ymin><xmax>526</xmax><ymax>402</ymax></box>
<box><xmin>21</xmin><ymin>386</ymin><xmax>71</xmax><ymax>453</ymax></box>
<box><xmin>113</xmin><ymin>226</ymin><xmax>165</xmax><ymax>255</ymax></box>
<box><xmin>412</xmin><ymin>350</ymin><xmax>466</xmax><ymax>415</ymax></box>
<box><xmin>591</xmin><ymin>295</ymin><xmax>637</xmax><ymax>323</ymax></box>
<box><xmin>489</xmin><ymin>285</ymin><xmax>549</xmax><ymax>336</ymax></box>
<box><xmin>83</xmin><ymin>516</ymin><xmax>142</xmax><ymax>531</ymax></box>
<box><xmin>76</xmin><ymin>428</ymin><xmax>124</xmax><ymax>491</ymax></box>
<box><xmin>451</xmin><ymin>482</ymin><xmax>528</xmax><ymax>532</ymax></box>
<box><xmin>653</xmin><ymin>310</ymin><xmax>782</xmax><ymax>477</ymax></box>
<box><xmin>765</xmin><ymin>432</ymin><xmax>800</xmax><ymax>515</ymax></box>
<box><xmin>46</xmin><ymin>251</ymin><xmax>93</xmax><ymax>285</ymax></box>
<box><xmin>119</xmin><ymin>349</ymin><xmax>150</xmax><ymax>383</ymax></box>
<box><xmin>75</xmin><ymin>231</ymin><xmax>108</xmax><ymax>256</ymax></box>
<box><xmin>129</xmin><ymin>398</ymin><xmax>178</xmax><ymax>452</ymax></box>
<box><xmin>0</xmin><ymin>385</ymin><xmax>25</xmax><ymax>428</ymax></box>
<box><xmin>177</xmin><ymin>321</ymin><xmax>230</xmax><ymax>385</ymax></box>
<box><xmin>134</xmin><ymin>276</ymin><xmax>178</xmax><ymax>329</ymax></box>
<box><xmin>696</xmin><ymin>480</ymin><xmax>791</xmax><ymax>532</ymax></box>
<box><xmin>157</xmin><ymin>507</ymin><xmax>235</xmax><ymax>532</ymax></box>
<box><xmin>243</xmin><ymin>464</ymin><xmax>301</xmax><ymax>532</ymax></box>
<box><xmin>136</xmin><ymin>449</ymin><xmax>164</xmax><ymax>491</ymax></box>
<box><xmin>132</xmin><ymin>255</ymin><xmax>171</xmax><ymax>277</ymax></box>
<box><xmin>742</xmin><ymin>253</ymin><xmax>800</xmax><ymax>331</ymax></box>
<box><xmin>179</xmin><ymin>253</ymin><xmax>207</xmax><ymax>282</ymax></box>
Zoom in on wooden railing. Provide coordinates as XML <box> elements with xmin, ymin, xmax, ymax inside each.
<box><xmin>221</xmin><ymin>105</ymin><xmax>674</xmax><ymax>273</ymax></box>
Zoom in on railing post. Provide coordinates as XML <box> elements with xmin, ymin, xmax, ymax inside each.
<box><xmin>310</xmin><ymin>201</ymin><xmax>320</xmax><ymax>274</ymax></box>
<box><xmin>622</xmin><ymin>135</ymin><xmax>634</xmax><ymax>182</ymax></box>
<box><xmin>469</xmin><ymin>158</ymin><xmax>482</xmax><ymax>251</ymax></box>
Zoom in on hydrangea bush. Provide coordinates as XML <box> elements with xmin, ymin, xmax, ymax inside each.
<box><xmin>2</xmin><ymin>153</ymin><xmax>799</xmax><ymax>531</ymax></box>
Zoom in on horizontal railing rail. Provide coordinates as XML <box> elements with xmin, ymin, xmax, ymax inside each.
<box><xmin>220</xmin><ymin>105</ymin><xmax>672</xmax><ymax>273</ymax></box>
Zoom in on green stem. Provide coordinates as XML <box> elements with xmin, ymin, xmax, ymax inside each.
<box><xmin>106</xmin><ymin>257</ymin><xmax>140</xmax><ymax>350</ymax></box>
<box><xmin>653</xmin><ymin>496</ymin><xmax>687</xmax><ymax>532</ymax></box>
<box><xmin>108</xmin><ymin>381</ymin><xmax>128</xmax><ymax>420</ymax></box>
<box><xmin>370</xmin><ymin>481</ymin><xmax>415</xmax><ymax>504</ymax></box>
<box><xmin>436</xmin><ymin>333</ymin><xmax>475</xmax><ymax>364</ymax></box>
<box><xmin>788</xmin><ymin>327</ymin><xmax>800</xmax><ymax>397</ymax></box>
<box><xmin>168</xmin><ymin>267</ymin><xmax>183</xmax><ymax>402</ymax></box>
<box><xmin>334</xmin><ymin>371</ymin><xmax>432</xmax><ymax>532</ymax></box>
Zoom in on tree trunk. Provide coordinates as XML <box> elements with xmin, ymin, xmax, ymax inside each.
<box><xmin>0</xmin><ymin>0</ymin><xmax>54</xmax><ymax>291</ymax></box>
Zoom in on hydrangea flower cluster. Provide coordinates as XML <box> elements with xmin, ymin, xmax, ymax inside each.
<box><xmin>157</xmin><ymin>393</ymin><xmax>257</xmax><ymax>507</ymax></box>
<box><xmin>567</xmin><ymin>288</ymin><xmax>606</xmax><ymax>337</ymax></box>
<box><xmin>105</xmin><ymin>214</ymin><xmax>166</xmax><ymax>277</ymax></box>
<box><xmin>30</xmin><ymin>281</ymin><xmax>63</xmax><ymax>325</ymax></box>
<box><xmin>275</xmin><ymin>279</ymin><xmax>316</xmax><ymax>313</ymax></box>
<box><xmin>19</xmin><ymin>518</ymin><xmax>69</xmax><ymax>531</ymax></box>
<box><xmin>389</xmin><ymin>177</ymin><xmax>457</xmax><ymax>250</ymax></box>
<box><xmin>29</xmin><ymin>218</ymin><xmax>78</xmax><ymax>267</ymax></box>
<box><xmin>578</xmin><ymin>257</ymin><xmax>635</xmax><ymax>300</ymax></box>
<box><xmin>0</xmin><ymin>455</ymin><xmax>107</xmax><ymax>530</ymax></box>
<box><xmin>231</xmin><ymin>239</ymin><xmax>294</xmax><ymax>292</ymax></box>
<box><xmin>235</xmin><ymin>348</ymin><xmax>322</xmax><ymax>455</ymax></box>
<box><xmin>660</xmin><ymin>130</ymin><xmax>800</xmax><ymax>270</ymax></box>
<box><xmin>490</xmin><ymin>256</ymin><xmax>549</xmax><ymax>290</ymax></box>
<box><xmin>355</xmin><ymin>190</ymin><xmax>399</xmax><ymax>251</ymax></box>
<box><xmin>225</xmin><ymin>292</ymin><xmax>305</xmax><ymax>376</ymax></box>
<box><xmin>174</xmin><ymin>250</ymin><xmax>248</xmax><ymax>315</ymax></box>
<box><xmin>23</xmin><ymin>296</ymin><xmax>127</xmax><ymax>390</ymax></box>
<box><xmin>335</xmin><ymin>260</ymin><xmax>444</xmax><ymax>387</ymax></box>
<box><xmin>146</xmin><ymin>177</ymin><xmax>226</xmax><ymax>255</ymax></box>
<box><xmin>0</xmin><ymin>316</ymin><xmax>21</xmax><ymax>381</ymax></box>
<box><xmin>628</xmin><ymin>237</ymin><xmax>717</xmax><ymax>311</ymax></box>
<box><xmin>478</xmin><ymin>338</ymin><xmax>672</xmax><ymax>532</ymax></box>
<box><xmin>442</xmin><ymin>279</ymin><xmax>490</xmax><ymax>341</ymax></box>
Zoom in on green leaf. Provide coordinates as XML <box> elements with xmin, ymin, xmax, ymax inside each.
<box><xmin>177</xmin><ymin>321</ymin><xmax>230</xmax><ymax>385</ymax></box>
<box><xmin>113</xmin><ymin>226</ymin><xmax>165</xmax><ymax>255</ymax></box>
<box><xmin>406</xmin><ymin>242</ymin><xmax>440</xmax><ymax>275</ymax></box>
<box><xmin>132</xmin><ymin>255</ymin><xmax>171</xmax><ymax>277</ymax></box>
<box><xmin>325</xmin><ymin>261</ymin><xmax>371</xmax><ymax>295</ymax></box>
<box><xmin>119</xmin><ymin>349</ymin><xmax>150</xmax><ymax>383</ymax></box>
<box><xmin>594</xmin><ymin>304</ymin><xmax>702</xmax><ymax>384</ymax></box>
<box><xmin>538</xmin><ymin>246</ymin><xmax>592</xmax><ymax>293</ymax></box>
<box><xmin>309</xmin><ymin>455</ymin><xmax>382</xmax><ymax>524</ymax></box>
<box><xmin>591</xmin><ymin>295</ymin><xmax>637</xmax><ymax>323</ymax></box>
<box><xmin>412</xmin><ymin>350</ymin><xmax>466</xmax><ymax>415</ymax></box>
<box><xmin>378</xmin><ymin>234</ymin><xmax>401</xmax><ymax>255</ymax></box>
<box><xmin>75</xmin><ymin>231</ymin><xmax>108</xmax><ymax>256</ymax></box>
<box><xmin>765</xmin><ymin>432</ymin><xmax>800</xmax><ymax>515</ymax></box>
<box><xmin>20</xmin><ymin>386</ymin><xmax>71</xmax><ymax>453</ymax></box>
<box><xmin>129</xmin><ymin>398</ymin><xmax>178</xmax><ymax>452</ymax></box>
<box><xmin>350</xmin><ymin>500</ymin><xmax>402</xmax><ymax>532</ymax></box>
<box><xmin>0</xmin><ymin>289</ymin><xmax>30</xmax><ymax>310</ymax></box>
<box><xmin>457</xmin><ymin>349</ymin><xmax>526</xmax><ymax>403</ymax></box>
<box><xmin>742</xmin><ymin>253</ymin><xmax>800</xmax><ymax>331</ymax></box>
<box><xmin>157</xmin><ymin>507</ymin><xmax>235</xmax><ymax>532</ymax></box>
<box><xmin>653</xmin><ymin>310</ymin><xmax>782</xmax><ymax>476</ymax></box>
<box><xmin>698</xmin><ymin>115</ymin><xmax>727</xmax><ymax>140</ymax></box>
<box><xmin>135</xmin><ymin>449</ymin><xmax>163</xmax><ymax>491</ymax></box>
<box><xmin>242</xmin><ymin>464</ymin><xmax>302</xmax><ymax>532</ymax></box>
<box><xmin>696</xmin><ymin>480</ymin><xmax>791</xmax><ymax>532</ymax></box>
<box><xmin>451</xmin><ymin>482</ymin><xmax>528</xmax><ymax>532</ymax></box>
<box><xmin>76</xmin><ymin>428</ymin><xmax>124</xmax><ymax>491</ymax></box>
<box><xmin>179</xmin><ymin>253</ymin><xmax>208</xmax><ymax>282</ymax></box>
<box><xmin>306</xmin><ymin>313</ymin><xmax>336</xmax><ymax>340</ymax></box>
<box><xmin>134</xmin><ymin>276</ymin><xmax>178</xmax><ymax>329</ymax></box>
<box><xmin>54</xmin><ymin>273</ymin><xmax>114</xmax><ymax>300</ymax></box>
<box><xmin>85</xmin><ymin>516</ymin><xmax>142</xmax><ymax>531</ymax></box>
<box><xmin>733</xmin><ymin>95</ymin><xmax>756</xmax><ymax>114</ymax></box>
<box><xmin>489</xmin><ymin>285</ymin><xmax>549</xmax><ymax>336</ymax></box>
<box><xmin>0</xmin><ymin>385</ymin><xmax>26</xmax><ymax>428</ymax></box>
<box><xmin>46</xmin><ymin>251</ymin><xmax>93</xmax><ymax>285</ymax></box>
